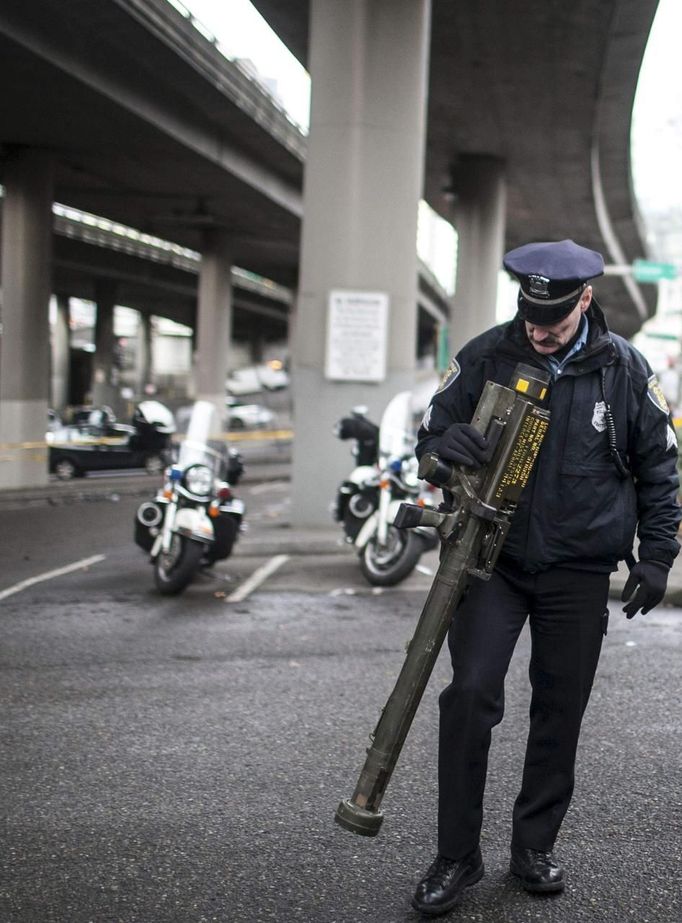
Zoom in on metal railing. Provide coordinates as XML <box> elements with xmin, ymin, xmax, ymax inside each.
<box><xmin>116</xmin><ymin>0</ymin><xmax>308</xmax><ymax>160</ymax></box>
<box><xmin>52</xmin><ymin>203</ymin><xmax>293</xmax><ymax>305</ymax></box>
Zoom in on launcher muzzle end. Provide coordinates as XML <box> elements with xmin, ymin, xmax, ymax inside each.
<box><xmin>334</xmin><ymin>799</ymin><xmax>384</xmax><ymax>836</ymax></box>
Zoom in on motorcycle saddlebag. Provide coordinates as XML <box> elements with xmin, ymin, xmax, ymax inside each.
<box><xmin>205</xmin><ymin>511</ymin><xmax>241</xmax><ymax>562</ymax></box>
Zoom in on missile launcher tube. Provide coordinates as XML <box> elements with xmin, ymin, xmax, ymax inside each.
<box><xmin>335</xmin><ymin>366</ymin><xmax>551</xmax><ymax>836</ymax></box>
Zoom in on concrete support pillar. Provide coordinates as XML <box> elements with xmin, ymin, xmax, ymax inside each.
<box><xmin>51</xmin><ymin>294</ymin><xmax>71</xmax><ymax>413</ymax></box>
<box><xmin>195</xmin><ymin>230</ymin><xmax>232</xmax><ymax>426</ymax></box>
<box><xmin>0</xmin><ymin>149</ymin><xmax>53</xmax><ymax>488</ymax></box>
<box><xmin>136</xmin><ymin>311</ymin><xmax>153</xmax><ymax>398</ymax></box>
<box><xmin>449</xmin><ymin>156</ymin><xmax>507</xmax><ymax>353</ymax></box>
<box><xmin>291</xmin><ymin>0</ymin><xmax>431</xmax><ymax>525</ymax></box>
<box><xmin>91</xmin><ymin>280</ymin><xmax>119</xmax><ymax>409</ymax></box>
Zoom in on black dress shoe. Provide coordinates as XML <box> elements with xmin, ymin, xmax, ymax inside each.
<box><xmin>510</xmin><ymin>846</ymin><xmax>564</xmax><ymax>893</ymax></box>
<box><xmin>411</xmin><ymin>847</ymin><xmax>484</xmax><ymax>916</ymax></box>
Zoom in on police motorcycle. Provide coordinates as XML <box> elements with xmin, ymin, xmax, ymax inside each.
<box><xmin>333</xmin><ymin>392</ymin><xmax>438</xmax><ymax>586</ymax></box>
<box><xmin>134</xmin><ymin>400</ymin><xmax>245</xmax><ymax>595</ymax></box>
<box><xmin>332</xmin><ymin>404</ymin><xmax>380</xmax><ymax>540</ymax></box>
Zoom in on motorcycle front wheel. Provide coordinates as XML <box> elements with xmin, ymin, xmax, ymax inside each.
<box><xmin>359</xmin><ymin>526</ymin><xmax>422</xmax><ymax>587</ymax></box>
<box><xmin>154</xmin><ymin>534</ymin><xmax>205</xmax><ymax>595</ymax></box>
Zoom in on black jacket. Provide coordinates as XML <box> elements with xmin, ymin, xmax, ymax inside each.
<box><xmin>416</xmin><ymin>305</ymin><xmax>681</xmax><ymax>572</ymax></box>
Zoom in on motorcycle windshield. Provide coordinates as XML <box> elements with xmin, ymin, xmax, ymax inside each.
<box><xmin>378</xmin><ymin>391</ymin><xmax>414</xmax><ymax>459</ymax></box>
<box><xmin>177</xmin><ymin>401</ymin><xmax>223</xmax><ymax>474</ymax></box>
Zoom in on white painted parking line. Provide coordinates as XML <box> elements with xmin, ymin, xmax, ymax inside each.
<box><xmin>226</xmin><ymin>554</ymin><xmax>290</xmax><ymax>603</ymax></box>
<box><xmin>0</xmin><ymin>554</ymin><xmax>106</xmax><ymax>602</ymax></box>
<box><xmin>247</xmin><ymin>480</ymin><xmax>289</xmax><ymax>496</ymax></box>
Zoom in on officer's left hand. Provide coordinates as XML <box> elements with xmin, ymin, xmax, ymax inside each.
<box><xmin>621</xmin><ymin>560</ymin><xmax>669</xmax><ymax>618</ymax></box>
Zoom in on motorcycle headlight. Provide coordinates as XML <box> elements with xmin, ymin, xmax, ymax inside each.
<box><xmin>183</xmin><ymin>464</ymin><xmax>213</xmax><ymax>496</ymax></box>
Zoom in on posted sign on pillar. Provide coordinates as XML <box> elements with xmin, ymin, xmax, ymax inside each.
<box><xmin>325</xmin><ymin>290</ymin><xmax>389</xmax><ymax>382</ymax></box>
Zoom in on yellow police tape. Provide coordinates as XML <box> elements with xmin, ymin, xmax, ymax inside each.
<box><xmin>4</xmin><ymin>415</ymin><xmax>682</xmax><ymax>451</ymax></box>
<box><xmin>0</xmin><ymin>429</ymin><xmax>294</xmax><ymax>453</ymax></box>
<box><xmin>3</xmin><ymin>419</ymin><xmax>681</xmax><ymax>453</ymax></box>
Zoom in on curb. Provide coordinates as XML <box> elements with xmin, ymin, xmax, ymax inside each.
<box><xmin>0</xmin><ymin>462</ymin><xmax>291</xmax><ymax>512</ymax></box>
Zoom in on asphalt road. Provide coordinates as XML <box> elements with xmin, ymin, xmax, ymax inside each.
<box><xmin>1</xmin><ymin>492</ymin><xmax>681</xmax><ymax>922</ymax></box>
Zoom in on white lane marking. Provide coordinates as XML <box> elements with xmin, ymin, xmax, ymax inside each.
<box><xmin>0</xmin><ymin>554</ymin><xmax>106</xmax><ymax>602</ymax></box>
<box><xmin>226</xmin><ymin>554</ymin><xmax>290</xmax><ymax>603</ymax></box>
<box><xmin>247</xmin><ymin>480</ymin><xmax>288</xmax><ymax>496</ymax></box>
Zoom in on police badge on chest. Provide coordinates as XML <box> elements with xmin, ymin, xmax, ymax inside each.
<box><xmin>591</xmin><ymin>400</ymin><xmax>607</xmax><ymax>433</ymax></box>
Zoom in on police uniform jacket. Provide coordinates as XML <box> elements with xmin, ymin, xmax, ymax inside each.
<box><xmin>416</xmin><ymin>303</ymin><xmax>681</xmax><ymax>573</ymax></box>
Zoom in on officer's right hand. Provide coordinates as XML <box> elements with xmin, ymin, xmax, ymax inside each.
<box><xmin>439</xmin><ymin>423</ymin><xmax>491</xmax><ymax>468</ymax></box>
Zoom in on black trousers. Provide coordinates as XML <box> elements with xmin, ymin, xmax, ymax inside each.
<box><xmin>437</xmin><ymin>563</ymin><xmax>609</xmax><ymax>859</ymax></box>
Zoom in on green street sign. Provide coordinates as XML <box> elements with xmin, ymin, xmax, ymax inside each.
<box><xmin>632</xmin><ymin>259</ymin><xmax>678</xmax><ymax>282</ymax></box>
<box><xmin>437</xmin><ymin>324</ymin><xmax>450</xmax><ymax>373</ymax></box>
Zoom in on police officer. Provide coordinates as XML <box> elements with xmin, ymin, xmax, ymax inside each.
<box><xmin>411</xmin><ymin>239</ymin><xmax>681</xmax><ymax>916</ymax></box>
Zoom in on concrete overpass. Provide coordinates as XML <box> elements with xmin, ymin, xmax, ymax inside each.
<box><xmin>0</xmin><ymin>0</ymin><xmax>449</xmax><ymax>425</ymax></box>
<box><xmin>252</xmin><ymin>0</ymin><xmax>658</xmax><ymax>338</ymax></box>
<box><xmin>2</xmin><ymin>196</ymin><xmax>446</xmax><ymax>381</ymax></box>
<box><xmin>49</xmin><ymin>206</ymin><xmax>293</xmax><ymax>335</ymax></box>
<box><xmin>0</xmin><ymin>0</ymin><xmax>311</xmax><ymax>487</ymax></box>
<box><xmin>0</xmin><ymin>0</ymin><xmax>660</xmax><ymax>511</ymax></box>
<box><xmin>0</xmin><ymin>0</ymin><xmax>305</xmax><ymax>279</ymax></box>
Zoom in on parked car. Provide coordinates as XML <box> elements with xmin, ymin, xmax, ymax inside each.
<box><xmin>226</xmin><ymin>361</ymin><xmax>289</xmax><ymax>396</ymax></box>
<box><xmin>47</xmin><ymin>401</ymin><xmax>176</xmax><ymax>480</ymax></box>
<box><xmin>226</xmin><ymin>396</ymin><xmax>275</xmax><ymax>430</ymax></box>
<box><xmin>174</xmin><ymin>399</ymin><xmax>275</xmax><ymax>434</ymax></box>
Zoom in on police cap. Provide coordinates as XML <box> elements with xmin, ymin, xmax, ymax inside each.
<box><xmin>503</xmin><ymin>239</ymin><xmax>604</xmax><ymax>325</ymax></box>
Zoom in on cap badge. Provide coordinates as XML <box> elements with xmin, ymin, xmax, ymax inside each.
<box><xmin>527</xmin><ymin>274</ymin><xmax>550</xmax><ymax>298</ymax></box>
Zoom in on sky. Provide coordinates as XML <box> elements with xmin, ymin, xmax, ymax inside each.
<box><xmin>629</xmin><ymin>0</ymin><xmax>682</xmax><ymax>373</ymax></box>
<box><xmin>628</xmin><ymin>0</ymin><xmax>682</xmax><ymax>386</ymax></box>
<box><xmin>631</xmin><ymin>0</ymin><xmax>682</xmax><ymax>215</ymax></box>
<box><xmin>176</xmin><ymin>0</ymin><xmax>311</xmax><ymax>129</ymax></box>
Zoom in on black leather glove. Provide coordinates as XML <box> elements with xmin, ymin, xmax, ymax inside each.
<box><xmin>621</xmin><ymin>560</ymin><xmax>669</xmax><ymax>618</ymax></box>
<box><xmin>439</xmin><ymin>423</ymin><xmax>491</xmax><ymax>468</ymax></box>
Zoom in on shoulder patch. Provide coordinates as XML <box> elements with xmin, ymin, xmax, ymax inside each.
<box><xmin>436</xmin><ymin>358</ymin><xmax>461</xmax><ymax>394</ymax></box>
<box><xmin>647</xmin><ymin>374</ymin><xmax>670</xmax><ymax>414</ymax></box>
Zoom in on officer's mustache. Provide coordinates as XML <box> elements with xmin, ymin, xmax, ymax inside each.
<box><xmin>528</xmin><ymin>330</ymin><xmax>561</xmax><ymax>345</ymax></box>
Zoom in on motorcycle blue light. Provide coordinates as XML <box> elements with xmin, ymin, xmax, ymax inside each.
<box><xmin>389</xmin><ymin>458</ymin><xmax>402</xmax><ymax>474</ymax></box>
<box><xmin>169</xmin><ymin>465</ymin><xmax>183</xmax><ymax>482</ymax></box>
